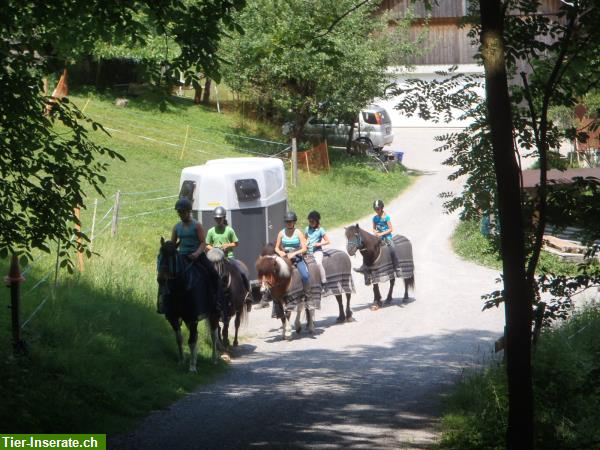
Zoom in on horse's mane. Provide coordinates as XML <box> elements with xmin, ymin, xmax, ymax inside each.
<box><xmin>256</xmin><ymin>243</ymin><xmax>292</xmax><ymax>279</ymax></box>
<box><xmin>206</xmin><ymin>247</ymin><xmax>225</xmax><ymax>263</ymax></box>
<box><xmin>346</xmin><ymin>224</ymin><xmax>380</xmax><ymax>265</ymax></box>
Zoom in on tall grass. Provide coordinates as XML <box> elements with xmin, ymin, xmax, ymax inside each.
<box><xmin>438</xmin><ymin>303</ymin><xmax>600</xmax><ymax>450</ymax></box>
<box><xmin>1</xmin><ymin>90</ymin><xmax>414</xmax><ymax>433</ymax></box>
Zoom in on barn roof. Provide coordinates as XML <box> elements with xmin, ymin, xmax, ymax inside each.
<box><xmin>522</xmin><ymin>168</ymin><xmax>600</xmax><ymax>189</ymax></box>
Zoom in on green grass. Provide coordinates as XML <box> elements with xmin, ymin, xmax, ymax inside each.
<box><xmin>1</xmin><ymin>89</ymin><xmax>415</xmax><ymax>434</ymax></box>
<box><xmin>437</xmin><ymin>304</ymin><xmax>600</xmax><ymax>450</ymax></box>
<box><xmin>451</xmin><ymin>219</ymin><xmax>585</xmax><ymax>276</ymax></box>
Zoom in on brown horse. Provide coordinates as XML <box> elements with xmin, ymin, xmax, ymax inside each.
<box><xmin>345</xmin><ymin>224</ymin><xmax>415</xmax><ymax>310</ymax></box>
<box><xmin>207</xmin><ymin>248</ymin><xmax>249</xmax><ymax>349</ymax></box>
<box><xmin>157</xmin><ymin>238</ymin><xmax>221</xmax><ymax>371</ymax></box>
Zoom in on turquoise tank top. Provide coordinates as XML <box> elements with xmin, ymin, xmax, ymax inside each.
<box><xmin>176</xmin><ymin>220</ymin><xmax>200</xmax><ymax>255</ymax></box>
<box><xmin>281</xmin><ymin>229</ymin><xmax>301</xmax><ymax>253</ymax></box>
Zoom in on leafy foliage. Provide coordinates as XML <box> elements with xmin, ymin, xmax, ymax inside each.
<box><xmin>0</xmin><ymin>0</ymin><xmax>244</xmax><ymax>267</ymax></box>
<box><xmin>220</xmin><ymin>0</ymin><xmax>421</xmax><ymax>141</ymax></box>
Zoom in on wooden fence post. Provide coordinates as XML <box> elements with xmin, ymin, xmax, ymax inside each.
<box><xmin>111</xmin><ymin>190</ymin><xmax>121</xmax><ymax>237</ymax></box>
<box><xmin>291</xmin><ymin>138</ymin><xmax>298</xmax><ymax>186</ymax></box>
<box><xmin>5</xmin><ymin>254</ymin><xmax>26</xmax><ymax>354</ymax></box>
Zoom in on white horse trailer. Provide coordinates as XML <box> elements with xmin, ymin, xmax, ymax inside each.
<box><xmin>179</xmin><ymin>157</ymin><xmax>288</xmax><ymax>282</ymax></box>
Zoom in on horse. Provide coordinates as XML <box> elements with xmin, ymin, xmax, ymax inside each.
<box><xmin>256</xmin><ymin>244</ymin><xmax>355</xmax><ymax>339</ymax></box>
<box><xmin>255</xmin><ymin>250</ymin><xmax>319</xmax><ymax>340</ymax></box>
<box><xmin>206</xmin><ymin>248</ymin><xmax>249</xmax><ymax>349</ymax></box>
<box><xmin>156</xmin><ymin>238</ymin><xmax>221</xmax><ymax>372</ymax></box>
<box><xmin>345</xmin><ymin>224</ymin><xmax>415</xmax><ymax>310</ymax></box>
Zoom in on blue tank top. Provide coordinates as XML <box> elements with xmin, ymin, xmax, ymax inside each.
<box><xmin>176</xmin><ymin>220</ymin><xmax>200</xmax><ymax>255</ymax></box>
<box><xmin>373</xmin><ymin>214</ymin><xmax>393</xmax><ymax>241</ymax></box>
<box><xmin>281</xmin><ymin>229</ymin><xmax>301</xmax><ymax>253</ymax></box>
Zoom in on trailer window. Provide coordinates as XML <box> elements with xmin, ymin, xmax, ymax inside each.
<box><xmin>179</xmin><ymin>180</ymin><xmax>196</xmax><ymax>203</ymax></box>
<box><xmin>235</xmin><ymin>179</ymin><xmax>261</xmax><ymax>201</ymax></box>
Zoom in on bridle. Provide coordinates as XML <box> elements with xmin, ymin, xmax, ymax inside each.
<box><xmin>346</xmin><ymin>229</ymin><xmax>364</xmax><ymax>255</ymax></box>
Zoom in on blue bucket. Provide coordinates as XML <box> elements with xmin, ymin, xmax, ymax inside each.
<box><xmin>394</xmin><ymin>151</ymin><xmax>404</xmax><ymax>163</ymax></box>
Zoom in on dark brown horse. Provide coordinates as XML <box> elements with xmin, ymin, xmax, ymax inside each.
<box><xmin>157</xmin><ymin>238</ymin><xmax>221</xmax><ymax>371</ymax></box>
<box><xmin>345</xmin><ymin>224</ymin><xmax>415</xmax><ymax>310</ymax></box>
<box><xmin>207</xmin><ymin>248</ymin><xmax>249</xmax><ymax>349</ymax></box>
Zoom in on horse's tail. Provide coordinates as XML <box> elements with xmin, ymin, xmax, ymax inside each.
<box><xmin>405</xmin><ymin>275</ymin><xmax>415</xmax><ymax>294</ymax></box>
<box><xmin>239</xmin><ymin>290</ymin><xmax>250</xmax><ymax>327</ymax></box>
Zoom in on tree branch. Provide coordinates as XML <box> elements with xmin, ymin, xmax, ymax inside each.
<box><xmin>312</xmin><ymin>0</ymin><xmax>373</xmax><ymax>40</ymax></box>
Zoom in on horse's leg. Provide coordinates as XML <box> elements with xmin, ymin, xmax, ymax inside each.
<box><xmin>222</xmin><ymin>316</ymin><xmax>231</xmax><ymax>349</ymax></box>
<box><xmin>403</xmin><ymin>278</ymin><xmax>409</xmax><ymax>300</ymax></box>
<box><xmin>345</xmin><ymin>293</ymin><xmax>353</xmax><ymax>321</ymax></box>
<box><xmin>233</xmin><ymin>310</ymin><xmax>242</xmax><ymax>347</ymax></box>
<box><xmin>284</xmin><ymin>309</ymin><xmax>292</xmax><ymax>340</ymax></box>
<box><xmin>371</xmin><ymin>284</ymin><xmax>383</xmax><ymax>310</ymax></box>
<box><xmin>385</xmin><ymin>278</ymin><xmax>395</xmax><ymax>304</ymax></box>
<box><xmin>169</xmin><ymin>318</ymin><xmax>184</xmax><ymax>364</ymax></box>
<box><xmin>294</xmin><ymin>302</ymin><xmax>303</xmax><ymax>333</ymax></box>
<box><xmin>187</xmin><ymin>320</ymin><xmax>199</xmax><ymax>373</ymax></box>
<box><xmin>209</xmin><ymin>314</ymin><xmax>221</xmax><ymax>364</ymax></box>
<box><xmin>335</xmin><ymin>294</ymin><xmax>345</xmax><ymax>323</ymax></box>
<box><xmin>307</xmin><ymin>308</ymin><xmax>315</xmax><ymax>334</ymax></box>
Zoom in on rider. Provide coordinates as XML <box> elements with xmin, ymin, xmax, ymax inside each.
<box><xmin>206</xmin><ymin>206</ymin><xmax>251</xmax><ymax>293</ymax></box>
<box><xmin>171</xmin><ymin>198</ymin><xmax>224</xmax><ymax>312</ymax></box>
<box><xmin>305</xmin><ymin>211</ymin><xmax>329</xmax><ymax>285</ymax></box>
<box><xmin>354</xmin><ymin>199</ymin><xmax>401</xmax><ymax>276</ymax></box>
<box><xmin>275</xmin><ymin>211</ymin><xmax>311</xmax><ymax>297</ymax></box>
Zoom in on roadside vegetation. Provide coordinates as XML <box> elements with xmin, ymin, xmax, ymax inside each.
<box><xmin>438</xmin><ymin>303</ymin><xmax>600</xmax><ymax>450</ymax></box>
<box><xmin>0</xmin><ymin>90</ymin><xmax>414</xmax><ymax>433</ymax></box>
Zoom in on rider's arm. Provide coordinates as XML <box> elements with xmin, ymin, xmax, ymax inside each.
<box><xmin>205</xmin><ymin>228</ymin><xmax>214</xmax><ymax>251</ymax></box>
<box><xmin>275</xmin><ymin>231</ymin><xmax>286</xmax><ymax>257</ymax></box>
<box><xmin>383</xmin><ymin>216</ymin><xmax>394</xmax><ymax>237</ymax></box>
<box><xmin>190</xmin><ymin>222</ymin><xmax>207</xmax><ymax>259</ymax></box>
<box><xmin>170</xmin><ymin>225</ymin><xmax>179</xmax><ymax>248</ymax></box>
<box><xmin>291</xmin><ymin>230</ymin><xmax>308</xmax><ymax>257</ymax></box>
<box><xmin>223</xmin><ymin>228</ymin><xmax>239</xmax><ymax>251</ymax></box>
<box><xmin>317</xmin><ymin>231</ymin><xmax>330</xmax><ymax>248</ymax></box>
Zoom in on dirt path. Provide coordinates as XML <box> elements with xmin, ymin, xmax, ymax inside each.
<box><xmin>110</xmin><ymin>129</ymin><xmax>505</xmax><ymax>449</ymax></box>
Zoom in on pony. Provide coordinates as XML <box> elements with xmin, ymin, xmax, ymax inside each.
<box><xmin>206</xmin><ymin>248</ymin><xmax>249</xmax><ymax>349</ymax></box>
<box><xmin>156</xmin><ymin>238</ymin><xmax>221</xmax><ymax>372</ymax></box>
<box><xmin>345</xmin><ymin>224</ymin><xmax>415</xmax><ymax>310</ymax></box>
<box><xmin>256</xmin><ymin>244</ymin><xmax>355</xmax><ymax>340</ymax></box>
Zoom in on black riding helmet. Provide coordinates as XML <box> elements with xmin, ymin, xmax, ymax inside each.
<box><xmin>213</xmin><ymin>206</ymin><xmax>226</xmax><ymax>218</ymax></box>
<box><xmin>175</xmin><ymin>197</ymin><xmax>192</xmax><ymax>211</ymax></box>
<box><xmin>284</xmin><ymin>211</ymin><xmax>298</xmax><ymax>222</ymax></box>
<box><xmin>373</xmin><ymin>199</ymin><xmax>384</xmax><ymax>210</ymax></box>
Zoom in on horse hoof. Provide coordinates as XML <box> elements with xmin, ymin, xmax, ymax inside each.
<box><xmin>384</xmin><ymin>298</ymin><xmax>393</xmax><ymax>305</ymax></box>
<box><xmin>295</xmin><ymin>326</ymin><xmax>302</xmax><ymax>334</ymax></box>
<box><xmin>336</xmin><ymin>316</ymin><xmax>345</xmax><ymax>323</ymax></box>
<box><xmin>233</xmin><ymin>340</ymin><xmax>239</xmax><ymax>347</ymax></box>
<box><xmin>345</xmin><ymin>313</ymin><xmax>353</xmax><ymax>322</ymax></box>
<box><xmin>370</xmin><ymin>304</ymin><xmax>380</xmax><ymax>311</ymax></box>
<box><xmin>220</xmin><ymin>354</ymin><xmax>231</xmax><ymax>362</ymax></box>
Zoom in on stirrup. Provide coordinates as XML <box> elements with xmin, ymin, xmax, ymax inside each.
<box><xmin>353</xmin><ymin>266</ymin><xmax>367</xmax><ymax>274</ymax></box>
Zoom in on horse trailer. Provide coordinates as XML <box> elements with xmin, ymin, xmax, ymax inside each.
<box><xmin>179</xmin><ymin>157</ymin><xmax>288</xmax><ymax>283</ymax></box>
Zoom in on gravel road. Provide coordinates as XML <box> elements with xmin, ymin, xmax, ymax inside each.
<box><xmin>110</xmin><ymin>128</ymin><xmax>506</xmax><ymax>450</ymax></box>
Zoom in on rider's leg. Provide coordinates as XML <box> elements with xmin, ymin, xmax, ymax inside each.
<box><xmin>197</xmin><ymin>252</ymin><xmax>226</xmax><ymax>315</ymax></box>
<box><xmin>296</xmin><ymin>259</ymin><xmax>311</xmax><ymax>298</ymax></box>
<box><xmin>314</xmin><ymin>250</ymin><xmax>327</xmax><ymax>284</ymax></box>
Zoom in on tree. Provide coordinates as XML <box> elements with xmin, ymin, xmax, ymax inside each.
<box><xmin>393</xmin><ymin>0</ymin><xmax>600</xmax><ymax>448</ymax></box>
<box><xmin>0</xmin><ymin>0</ymin><xmax>245</xmax><ymax>269</ymax></box>
<box><xmin>220</xmin><ymin>0</ymin><xmax>420</xmax><ymax>144</ymax></box>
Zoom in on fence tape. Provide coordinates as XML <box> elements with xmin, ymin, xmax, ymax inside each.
<box><xmin>119</xmin><ymin>207</ymin><xmax>173</xmax><ymax>221</ymax></box>
<box><xmin>21</xmin><ymin>295</ymin><xmax>50</xmax><ymax>329</ymax></box>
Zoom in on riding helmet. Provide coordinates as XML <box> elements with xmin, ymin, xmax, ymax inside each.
<box><xmin>307</xmin><ymin>210</ymin><xmax>321</xmax><ymax>222</ymax></box>
<box><xmin>213</xmin><ymin>206</ymin><xmax>227</xmax><ymax>218</ymax></box>
<box><xmin>175</xmin><ymin>197</ymin><xmax>192</xmax><ymax>211</ymax></box>
<box><xmin>373</xmin><ymin>199</ymin><xmax>384</xmax><ymax>210</ymax></box>
<box><xmin>284</xmin><ymin>211</ymin><xmax>298</xmax><ymax>222</ymax></box>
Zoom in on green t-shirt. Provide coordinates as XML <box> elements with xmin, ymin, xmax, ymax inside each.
<box><xmin>206</xmin><ymin>225</ymin><xmax>238</xmax><ymax>258</ymax></box>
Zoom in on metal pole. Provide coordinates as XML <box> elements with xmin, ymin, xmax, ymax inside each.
<box><xmin>90</xmin><ymin>198</ymin><xmax>98</xmax><ymax>251</ymax></box>
<box><xmin>215</xmin><ymin>84</ymin><xmax>221</xmax><ymax>114</ymax></box>
<box><xmin>5</xmin><ymin>254</ymin><xmax>26</xmax><ymax>354</ymax></box>
<box><xmin>292</xmin><ymin>138</ymin><xmax>298</xmax><ymax>186</ymax></box>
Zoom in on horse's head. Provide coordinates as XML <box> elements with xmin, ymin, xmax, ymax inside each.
<box><xmin>345</xmin><ymin>224</ymin><xmax>364</xmax><ymax>256</ymax></box>
<box><xmin>255</xmin><ymin>254</ymin><xmax>291</xmax><ymax>298</ymax></box>
<box><xmin>207</xmin><ymin>247</ymin><xmax>227</xmax><ymax>279</ymax></box>
<box><xmin>157</xmin><ymin>237</ymin><xmax>178</xmax><ymax>283</ymax></box>
<box><xmin>260</xmin><ymin>242</ymin><xmax>276</xmax><ymax>256</ymax></box>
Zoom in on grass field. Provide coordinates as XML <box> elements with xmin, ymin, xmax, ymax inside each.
<box><xmin>0</xmin><ymin>89</ymin><xmax>415</xmax><ymax>434</ymax></box>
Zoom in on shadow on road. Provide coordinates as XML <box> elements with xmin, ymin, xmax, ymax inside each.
<box><xmin>110</xmin><ymin>328</ymin><xmax>499</xmax><ymax>450</ymax></box>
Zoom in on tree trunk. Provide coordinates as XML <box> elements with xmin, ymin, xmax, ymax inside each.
<box><xmin>479</xmin><ymin>2</ymin><xmax>533</xmax><ymax>449</ymax></box>
<box><xmin>194</xmin><ymin>86</ymin><xmax>203</xmax><ymax>104</ymax></box>
<box><xmin>202</xmin><ymin>79</ymin><xmax>212</xmax><ymax>104</ymax></box>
